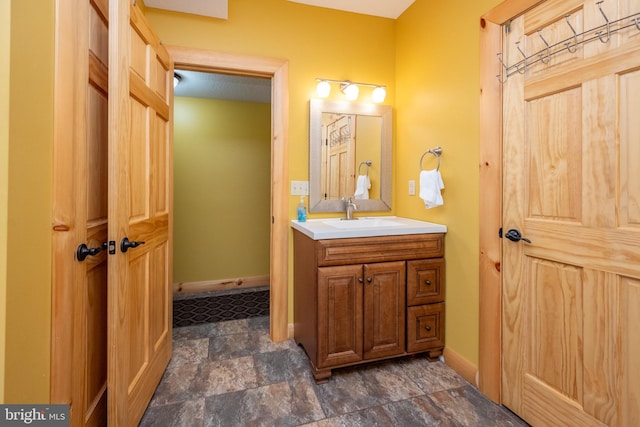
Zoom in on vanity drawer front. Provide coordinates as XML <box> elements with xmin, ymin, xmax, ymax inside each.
<box><xmin>407</xmin><ymin>259</ymin><xmax>445</xmax><ymax>306</ymax></box>
<box><xmin>316</xmin><ymin>234</ymin><xmax>444</xmax><ymax>266</ymax></box>
<box><xmin>407</xmin><ymin>303</ymin><xmax>445</xmax><ymax>353</ymax></box>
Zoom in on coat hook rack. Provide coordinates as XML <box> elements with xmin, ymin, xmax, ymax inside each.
<box><xmin>496</xmin><ymin>1</ymin><xmax>640</xmax><ymax>83</ymax></box>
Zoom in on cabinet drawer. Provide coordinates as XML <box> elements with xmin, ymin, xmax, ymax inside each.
<box><xmin>407</xmin><ymin>259</ymin><xmax>445</xmax><ymax>306</ymax></box>
<box><xmin>407</xmin><ymin>303</ymin><xmax>445</xmax><ymax>353</ymax></box>
<box><xmin>317</xmin><ymin>234</ymin><xmax>444</xmax><ymax>266</ymax></box>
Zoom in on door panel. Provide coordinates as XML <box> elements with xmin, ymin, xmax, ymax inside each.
<box><xmin>108</xmin><ymin>1</ymin><xmax>173</xmax><ymax>425</ymax></box>
<box><xmin>502</xmin><ymin>0</ymin><xmax>640</xmax><ymax>425</ymax></box>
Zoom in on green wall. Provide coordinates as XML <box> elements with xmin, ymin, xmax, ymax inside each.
<box><xmin>173</xmin><ymin>97</ymin><xmax>271</xmax><ymax>283</ymax></box>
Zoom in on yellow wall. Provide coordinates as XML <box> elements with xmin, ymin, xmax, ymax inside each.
<box><xmin>144</xmin><ymin>0</ymin><xmax>397</xmax><ymax>321</ymax></box>
<box><xmin>0</xmin><ymin>0</ymin><xmax>10</xmax><ymax>404</ymax></box>
<box><xmin>146</xmin><ymin>0</ymin><xmax>508</xmax><ymax>368</ymax></box>
<box><xmin>3</xmin><ymin>0</ymin><xmax>54</xmax><ymax>402</ymax></box>
<box><xmin>173</xmin><ymin>97</ymin><xmax>271</xmax><ymax>283</ymax></box>
<box><xmin>395</xmin><ymin>0</ymin><xmax>502</xmax><ymax>366</ymax></box>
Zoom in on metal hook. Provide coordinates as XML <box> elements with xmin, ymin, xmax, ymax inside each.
<box><xmin>596</xmin><ymin>1</ymin><xmax>611</xmax><ymax>43</ymax></box>
<box><xmin>565</xmin><ymin>14</ymin><xmax>579</xmax><ymax>53</ymax></box>
<box><xmin>537</xmin><ymin>29</ymin><xmax>551</xmax><ymax>64</ymax></box>
<box><xmin>497</xmin><ymin>52</ymin><xmax>508</xmax><ymax>70</ymax></box>
<box><xmin>496</xmin><ymin>52</ymin><xmax>509</xmax><ymax>83</ymax></box>
<box><xmin>634</xmin><ymin>16</ymin><xmax>640</xmax><ymax>31</ymax></box>
<box><xmin>515</xmin><ymin>41</ymin><xmax>527</xmax><ymax>74</ymax></box>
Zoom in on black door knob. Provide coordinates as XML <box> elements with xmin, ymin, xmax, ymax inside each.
<box><xmin>120</xmin><ymin>237</ymin><xmax>146</xmax><ymax>253</ymax></box>
<box><xmin>77</xmin><ymin>242</ymin><xmax>107</xmax><ymax>262</ymax></box>
<box><xmin>505</xmin><ymin>229</ymin><xmax>531</xmax><ymax>244</ymax></box>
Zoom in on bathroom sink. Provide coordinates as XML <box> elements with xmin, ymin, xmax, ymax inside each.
<box><xmin>291</xmin><ymin>216</ymin><xmax>447</xmax><ymax>240</ymax></box>
<box><xmin>322</xmin><ymin>218</ymin><xmax>404</xmax><ymax>229</ymax></box>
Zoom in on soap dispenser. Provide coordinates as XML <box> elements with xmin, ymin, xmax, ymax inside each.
<box><xmin>297</xmin><ymin>196</ymin><xmax>307</xmax><ymax>222</ymax></box>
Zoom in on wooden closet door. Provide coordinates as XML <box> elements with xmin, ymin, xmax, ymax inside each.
<box><xmin>502</xmin><ymin>0</ymin><xmax>640</xmax><ymax>425</ymax></box>
<box><xmin>52</xmin><ymin>0</ymin><xmax>109</xmax><ymax>425</ymax></box>
<box><xmin>108</xmin><ymin>1</ymin><xmax>173</xmax><ymax>425</ymax></box>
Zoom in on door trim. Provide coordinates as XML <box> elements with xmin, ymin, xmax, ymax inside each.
<box><xmin>166</xmin><ymin>45</ymin><xmax>289</xmax><ymax>342</ymax></box>
<box><xmin>478</xmin><ymin>0</ymin><xmax>546</xmax><ymax>404</ymax></box>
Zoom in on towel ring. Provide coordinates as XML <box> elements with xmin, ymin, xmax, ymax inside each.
<box><xmin>419</xmin><ymin>147</ymin><xmax>442</xmax><ymax>171</ymax></box>
<box><xmin>358</xmin><ymin>160</ymin><xmax>372</xmax><ymax>175</ymax></box>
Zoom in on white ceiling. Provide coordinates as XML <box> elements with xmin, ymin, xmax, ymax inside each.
<box><xmin>174</xmin><ymin>70</ymin><xmax>271</xmax><ymax>103</ymax></box>
<box><xmin>144</xmin><ymin>0</ymin><xmax>228</xmax><ymax>19</ymax></box>
<box><xmin>288</xmin><ymin>0</ymin><xmax>415</xmax><ymax>19</ymax></box>
<box><xmin>145</xmin><ymin>0</ymin><xmax>415</xmax><ymax>20</ymax></box>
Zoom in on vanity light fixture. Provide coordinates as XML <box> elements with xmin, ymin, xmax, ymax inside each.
<box><xmin>316</xmin><ymin>80</ymin><xmax>331</xmax><ymax>98</ymax></box>
<box><xmin>315</xmin><ymin>78</ymin><xmax>386</xmax><ymax>103</ymax></box>
<box><xmin>341</xmin><ymin>82</ymin><xmax>359</xmax><ymax>101</ymax></box>
<box><xmin>372</xmin><ymin>86</ymin><xmax>387</xmax><ymax>103</ymax></box>
<box><xmin>173</xmin><ymin>72</ymin><xmax>182</xmax><ymax>88</ymax></box>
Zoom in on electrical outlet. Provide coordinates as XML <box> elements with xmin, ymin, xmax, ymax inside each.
<box><xmin>408</xmin><ymin>180</ymin><xmax>416</xmax><ymax>196</ymax></box>
<box><xmin>290</xmin><ymin>180</ymin><xmax>309</xmax><ymax>196</ymax></box>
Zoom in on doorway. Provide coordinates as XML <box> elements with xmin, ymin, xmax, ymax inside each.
<box><xmin>172</xmin><ymin>69</ymin><xmax>272</xmax><ymax>324</ymax></box>
<box><xmin>167</xmin><ymin>46</ymin><xmax>289</xmax><ymax>343</ymax></box>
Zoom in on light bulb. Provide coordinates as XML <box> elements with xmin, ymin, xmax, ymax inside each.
<box><xmin>316</xmin><ymin>80</ymin><xmax>331</xmax><ymax>98</ymax></box>
<box><xmin>343</xmin><ymin>83</ymin><xmax>359</xmax><ymax>101</ymax></box>
<box><xmin>173</xmin><ymin>73</ymin><xmax>182</xmax><ymax>88</ymax></box>
<box><xmin>372</xmin><ymin>86</ymin><xmax>386</xmax><ymax>103</ymax></box>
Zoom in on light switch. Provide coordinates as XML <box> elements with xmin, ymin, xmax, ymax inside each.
<box><xmin>408</xmin><ymin>180</ymin><xmax>416</xmax><ymax>196</ymax></box>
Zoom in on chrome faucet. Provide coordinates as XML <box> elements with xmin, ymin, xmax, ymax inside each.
<box><xmin>344</xmin><ymin>197</ymin><xmax>358</xmax><ymax>220</ymax></box>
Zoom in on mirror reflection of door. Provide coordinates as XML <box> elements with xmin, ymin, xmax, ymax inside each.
<box><xmin>322</xmin><ymin>113</ymin><xmax>356</xmax><ymax>199</ymax></box>
<box><xmin>320</xmin><ymin>113</ymin><xmax>381</xmax><ymax>200</ymax></box>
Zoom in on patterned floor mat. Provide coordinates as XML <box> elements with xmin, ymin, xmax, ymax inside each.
<box><xmin>173</xmin><ymin>288</ymin><xmax>270</xmax><ymax>328</ymax></box>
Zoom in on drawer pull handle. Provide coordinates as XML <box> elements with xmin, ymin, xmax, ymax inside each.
<box><xmin>425</xmin><ymin>325</ymin><xmax>432</xmax><ymax>332</ymax></box>
<box><xmin>425</xmin><ymin>280</ymin><xmax>432</xmax><ymax>286</ymax></box>
<box><xmin>367</xmin><ymin>277</ymin><xmax>372</xmax><ymax>283</ymax></box>
<box><xmin>358</xmin><ymin>278</ymin><xmax>364</xmax><ymax>283</ymax></box>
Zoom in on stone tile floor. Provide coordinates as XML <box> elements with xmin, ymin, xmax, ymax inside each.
<box><xmin>140</xmin><ymin>316</ymin><xmax>529</xmax><ymax>426</ymax></box>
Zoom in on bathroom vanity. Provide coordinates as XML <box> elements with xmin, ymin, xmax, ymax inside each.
<box><xmin>292</xmin><ymin>217</ymin><xmax>447</xmax><ymax>382</ymax></box>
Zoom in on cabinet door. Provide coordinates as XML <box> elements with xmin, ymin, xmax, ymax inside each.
<box><xmin>363</xmin><ymin>261</ymin><xmax>406</xmax><ymax>360</ymax></box>
<box><xmin>317</xmin><ymin>264</ymin><xmax>364</xmax><ymax>368</ymax></box>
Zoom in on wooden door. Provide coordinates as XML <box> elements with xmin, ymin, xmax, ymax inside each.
<box><xmin>326</xmin><ymin>115</ymin><xmax>356</xmax><ymax>199</ymax></box>
<box><xmin>108</xmin><ymin>1</ymin><xmax>173</xmax><ymax>425</ymax></box>
<box><xmin>363</xmin><ymin>261</ymin><xmax>405</xmax><ymax>360</ymax></box>
<box><xmin>52</xmin><ymin>0</ymin><xmax>109</xmax><ymax>425</ymax></box>
<box><xmin>317</xmin><ymin>264</ymin><xmax>363</xmax><ymax>368</ymax></box>
<box><xmin>502</xmin><ymin>0</ymin><xmax>640</xmax><ymax>425</ymax></box>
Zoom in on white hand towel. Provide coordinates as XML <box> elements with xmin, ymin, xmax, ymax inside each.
<box><xmin>419</xmin><ymin>170</ymin><xmax>444</xmax><ymax>208</ymax></box>
<box><xmin>354</xmin><ymin>174</ymin><xmax>371</xmax><ymax>199</ymax></box>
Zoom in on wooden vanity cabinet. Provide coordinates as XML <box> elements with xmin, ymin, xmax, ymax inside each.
<box><xmin>293</xmin><ymin>230</ymin><xmax>445</xmax><ymax>382</ymax></box>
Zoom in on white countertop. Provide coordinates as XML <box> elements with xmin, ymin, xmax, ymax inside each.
<box><xmin>291</xmin><ymin>216</ymin><xmax>447</xmax><ymax>240</ymax></box>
